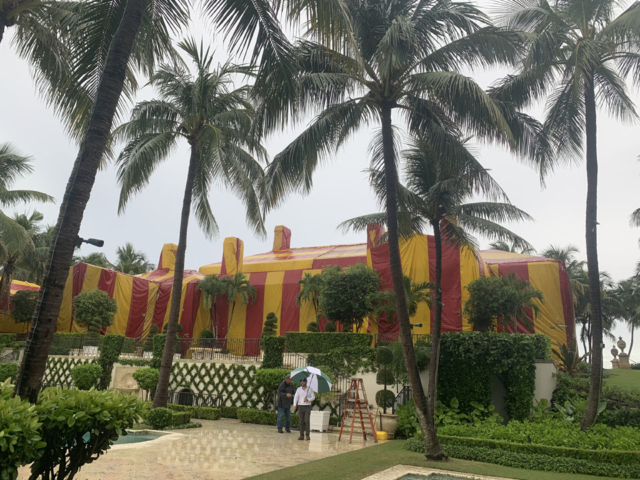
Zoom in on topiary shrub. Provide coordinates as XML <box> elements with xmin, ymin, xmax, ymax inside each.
<box><xmin>73</xmin><ymin>289</ymin><xmax>118</xmax><ymax>335</ymax></box>
<box><xmin>146</xmin><ymin>407</ymin><xmax>173</xmax><ymax>430</ymax></box>
<box><xmin>261</xmin><ymin>312</ymin><xmax>278</xmax><ymax>337</ymax></box>
<box><xmin>0</xmin><ymin>363</ymin><xmax>19</xmax><ymax>383</ymax></box>
<box><xmin>200</xmin><ymin>329</ymin><xmax>214</xmax><ymax>339</ymax></box>
<box><xmin>324</xmin><ymin>321</ymin><xmax>337</xmax><ymax>332</ymax></box>
<box><xmin>10</xmin><ymin>289</ymin><xmax>38</xmax><ymax>328</ymax></box>
<box><xmin>0</xmin><ymin>379</ymin><xmax>45</xmax><ymax>480</ymax></box>
<box><xmin>70</xmin><ymin>364</ymin><xmax>102</xmax><ymax>390</ymax></box>
<box><xmin>132</xmin><ymin>368</ymin><xmax>159</xmax><ymax>395</ymax></box>
<box><xmin>375</xmin><ymin>346</ymin><xmax>395</xmax><ymax>413</ymax></box>
<box><xmin>151</xmin><ymin>334</ymin><xmax>166</xmax><ymax>368</ymax></box>
<box><xmin>96</xmin><ymin>334</ymin><xmax>125</xmax><ymax>390</ymax></box>
<box><xmin>255</xmin><ymin>368</ymin><xmax>291</xmax><ymax>411</ymax></box>
<box><xmin>306</xmin><ymin>322</ymin><xmax>319</xmax><ymax>332</ymax></box>
<box><xmin>375</xmin><ymin>390</ymin><xmax>396</xmax><ymax>410</ymax></box>
<box><xmin>261</xmin><ymin>336</ymin><xmax>285</xmax><ymax>369</ymax></box>
<box><xmin>32</xmin><ymin>387</ymin><xmax>144</xmax><ymax>479</ymax></box>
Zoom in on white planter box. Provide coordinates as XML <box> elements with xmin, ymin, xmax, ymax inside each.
<box><xmin>310</xmin><ymin>410</ymin><xmax>330</xmax><ymax>432</ymax></box>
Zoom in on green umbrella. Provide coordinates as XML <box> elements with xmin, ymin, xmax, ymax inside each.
<box><xmin>290</xmin><ymin>366</ymin><xmax>332</xmax><ymax>393</ymax></box>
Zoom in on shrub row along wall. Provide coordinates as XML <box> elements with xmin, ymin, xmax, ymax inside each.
<box><xmin>285</xmin><ymin>332</ymin><xmax>373</xmax><ymax>353</ymax></box>
<box><xmin>438</xmin><ymin>332</ymin><xmax>550</xmax><ymax>421</ymax></box>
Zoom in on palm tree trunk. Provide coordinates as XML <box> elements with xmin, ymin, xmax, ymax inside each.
<box><xmin>580</xmin><ymin>76</ymin><xmax>604</xmax><ymax>431</ymax></box>
<box><xmin>153</xmin><ymin>143</ymin><xmax>199</xmax><ymax>409</ymax></box>
<box><xmin>226</xmin><ymin>301</ymin><xmax>237</xmax><ymax>339</ymax></box>
<box><xmin>629</xmin><ymin>324</ymin><xmax>635</xmax><ymax>357</ymax></box>
<box><xmin>14</xmin><ymin>0</ymin><xmax>148</xmax><ymax>403</ymax></box>
<box><xmin>380</xmin><ymin>103</ymin><xmax>443</xmax><ymax>459</ymax></box>
<box><xmin>427</xmin><ymin>219</ymin><xmax>444</xmax><ymax>427</ymax></box>
<box><xmin>212</xmin><ymin>298</ymin><xmax>218</xmax><ymax>338</ymax></box>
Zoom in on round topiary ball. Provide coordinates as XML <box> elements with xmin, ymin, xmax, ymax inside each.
<box><xmin>324</xmin><ymin>322</ymin><xmax>337</xmax><ymax>332</ymax></box>
<box><xmin>375</xmin><ymin>389</ymin><xmax>396</xmax><ymax>409</ymax></box>
<box><xmin>306</xmin><ymin>322</ymin><xmax>319</xmax><ymax>332</ymax></box>
<box><xmin>376</xmin><ymin>368</ymin><xmax>395</xmax><ymax>386</ymax></box>
<box><xmin>376</xmin><ymin>346</ymin><xmax>393</xmax><ymax>366</ymax></box>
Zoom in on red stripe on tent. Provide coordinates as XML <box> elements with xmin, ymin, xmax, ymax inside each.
<box><xmin>244</xmin><ymin>272</ymin><xmax>267</xmax><ymax>339</ymax></box>
<box><xmin>214</xmin><ymin>294</ymin><xmax>229</xmax><ymax>339</ymax></box>
<box><xmin>497</xmin><ymin>263</ymin><xmax>534</xmax><ymax>334</ymax></box>
<box><xmin>558</xmin><ymin>262</ymin><xmax>576</xmax><ymax>346</ymax></box>
<box><xmin>311</xmin><ymin>256</ymin><xmax>367</xmax><ymax>269</ymax></box>
<box><xmin>97</xmin><ymin>269</ymin><xmax>117</xmax><ymax>334</ymax></box>
<box><xmin>143</xmin><ymin>269</ymin><xmax>171</xmax><ymax>280</ymax></box>
<box><xmin>180</xmin><ymin>281</ymin><xmax>200</xmax><ymax>338</ymax></box>
<box><xmin>125</xmin><ymin>277</ymin><xmax>149</xmax><ymax>338</ymax></box>
<box><xmin>152</xmin><ymin>282</ymin><xmax>172</xmax><ymax>330</ymax></box>
<box><xmin>70</xmin><ymin>263</ymin><xmax>88</xmax><ymax>331</ymax></box>
<box><xmin>10</xmin><ymin>283</ymin><xmax>39</xmax><ymax>292</ymax></box>
<box><xmin>281</xmin><ymin>270</ymin><xmax>303</xmax><ymax>334</ymax></box>
<box><xmin>440</xmin><ymin>239</ymin><xmax>462</xmax><ymax>332</ymax></box>
<box><xmin>369</xmin><ymin>242</ymin><xmax>397</xmax><ymax>336</ymax></box>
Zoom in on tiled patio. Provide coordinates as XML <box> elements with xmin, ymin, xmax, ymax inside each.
<box><xmin>19</xmin><ymin>419</ymin><xmax>377</xmax><ymax>480</ymax></box>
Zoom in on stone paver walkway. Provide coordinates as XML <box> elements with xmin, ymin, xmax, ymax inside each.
<box><xmin>19</xmin><ymin>419</ymin><xmax>376</xmax><ymax>480</ymax></box>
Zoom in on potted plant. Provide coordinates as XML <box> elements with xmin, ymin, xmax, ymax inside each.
<box><xmin>375</xmin><ymin>346</ymin><xmax>397</xmax><ymax>436</ymax></box>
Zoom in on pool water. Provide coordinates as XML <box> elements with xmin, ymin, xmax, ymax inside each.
<box><xmin>114</xmin><ymin>432</ymin><xmax>165</xmax><ymax>445</ymax></box>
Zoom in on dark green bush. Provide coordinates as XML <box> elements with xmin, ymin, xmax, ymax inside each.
<box><xmin>170</xmin><ymin>412</ymin><xmax>191</xmax><ymax>426</ymax></box>
<box><xmin>32</xmin><ymin>387</ymin><xmax>144</xmax><ymax>479</ymax></box>
<box><xmin>200</xmin><ymin>329</ymin><xmax>214</xmax><ymax>339</ymax></box>
<box><xmin>531</xmin><ymin>333</ymin><xmax>552</xmax><ymax>360</ymax></box>
<box><xmin>438</xmin><ymin>332</ymin><xmax>537</xmax><ymax>421</ymax></box>
<box><xmin>0</xmin><ymin>379</ymin><xmax>45</xmax><ymax>480</ymax></box>
<box><xmin>0</xmin><ymin>333</ymin><xmax>18</xmax><ymax>349</ymax></box>
<box><xmin>73</xmin><ymin>289</ymin><xmax>118</xmax><ymax>334</ymax></box>
<box><xmin>49</xmin><ymin>333</ymin><xmax>86</xmax><ymax>355</ymax></box>
<box><xmin>309</xmin><ymin>345</ymin><xmax>376</xmax><ymax>379</ymax></box>
<box><xmin>306</xmin><ymin>322</ymin><xmax>319</xmax><ymax>332</ymax></box>
<box><xmin>261</xmin><ymin>336</ymin><xmax>285</xmax><ymax>369</ymax></box>
<box><xmin>70</xmin><ymin>364</ymin><xmax>102</xmax><ymax>390</ymax></box>
<box><xmin>166</xmin><ymin>404</ymin><xmax>221</xmax><ymax>420</ymax></box>
<box><xmin>237</xmin><ymin>407</ymin><xmax>300</xmax><ymax>427</ymax></box>
<box><xmin>10</xmin><ymin>289</ymin><xmax>38</xmax><ymax>325</ymax></box>
<box><xmin>324</xmin><ymin>321</ymin><xmax>337</xmax><ymax>332</ymax></box>
<box><xmin>0</xmin><ymin>363</ymin><xmax>19</xmax><ymax>382</ymax></box>
<box><xmin>146</xmin><ymin>408</ymin><xmax>173</xmax><ymax>429</ymax></box>
<box><xmin>255</xmin><ymin>368</ymin><xmax>291</xmax><ymax>392</ymax></box>
<box><xmin>285</xmin><ymin>332</ymin><xmax>372</xmax><ymax>353</ymax></box>
<box><xmin>220</xmin><ymin>406</ymin><xmax>238</xmax><ymax>418</ymax></box>
<box><xmin>117</xmin><ymin>359</ymin><xmax>152</xmax><ymax>367</ymax></box>
<box><xmin>151</xmin><ymin>334</ymin><xmax>166</xmax><ymax>368</ymax></box>
<box><xmin>631</xmin><ymin>364</ymin><xmax>640</xmax><ymax>370</ymax></box>
<box><xmin>96</xmin><ymin>334</ymin><xmax>125</xmax><ymax>390</ymax></box>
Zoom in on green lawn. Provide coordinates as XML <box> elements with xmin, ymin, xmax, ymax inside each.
<box><xmin>248</xmin><ymin>440</ymin><xmax>621</xmax><ymax>480</ymax></box>
<box><xmin>604</xmin><ymin>368</ymin><xmax>640</xmax><ymax>391</ymax></box>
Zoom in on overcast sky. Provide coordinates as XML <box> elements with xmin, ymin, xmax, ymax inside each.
<box><xmin>1</xmin><ymin>8</ymin><xmax>639</xmax><ymax>361</ymax></box>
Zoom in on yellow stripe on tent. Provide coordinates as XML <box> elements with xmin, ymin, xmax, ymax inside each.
<box><xmin>264</xmin><ymin>271</ymin><xmax>285</xmax><ymax>335</ymax></box>
<box><xmin>107</xmin><ymin>274</ymin><xmax>133</xmax><ymax>335</ymax></box>
<box><xmin>142</xmin><ymin>282</ymin><xmax>160</xmax><ymax>338</ymax></box>
<box><xmin>399</xmin><ymin>235</ymin><xmax>431</xmax><ymax>335</ymax></box>
<box><xmin>459</xmin><ymin>247</ymin><xmax>480</xmax><ymax>332</ymax></box>
<box><xmin>56</xmin><ymin>268</ymin><xmax>74</xmax><ymax>333</ymax></box>
<box><xmin>527</xmin><ymin>262</ymin><xmax>567</xmax><ymax>350</ymax></box>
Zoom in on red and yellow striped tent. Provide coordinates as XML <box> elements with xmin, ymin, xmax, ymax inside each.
<box><xmin>0</xmin><ymin>224</ymin><xmax>575</xmax><ymax>351</ymax></box>
<box><xmin>0</xmin><ymin>279</ymin><xmax>40</xmax><ymax>334</ymax></box>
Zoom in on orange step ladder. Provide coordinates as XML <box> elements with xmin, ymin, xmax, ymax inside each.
<box><xmin>338</xmin><ymin>378</ymin><xmax>378</xmax><ymax>444</ymax></box>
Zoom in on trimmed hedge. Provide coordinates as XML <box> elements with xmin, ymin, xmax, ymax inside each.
<box><xmin>220</xmin><ymin>406</ymin><xmax>238</xmax><ymax>419</ymax></box>
<box><xmin>167</xmin><ymin>404</ymin><xmax>221</xmax><ymax>420</ymax></box>
<box><xmin>439</xmin><ymin>435</ymin><xmax>640</xmax><ymax>466</ymax></box>
<box><xmin>146</xmin><ymin>407</ymin><xmax>191</xmax><ymax>429</ymax></box>
<box><xmin>117</xmin><ymin>359</ymin><xmax>152</xmax><ymax>367</ymax></box>
<box><xmin>49</xmin><ymin>333</ymin><xmax>93</xmax><ymax>355</ymax></box>
<box><xmin>262</xmin><ymin>336</ymin><xmax>285</xmax><ymax>368</ymax></box>
<box><xmin>237</xmin><ymin>407</ymin><xmax>339</xmax><ymax>427</ymax></box>
<box><xmin>151</xmin><ymin>334</ymin><xmax>166</xmax><ymax>368</ymax></box>
<box><xmin>285</xmin><ymin>332</ymin><xmax>373</xmax><ymax>353</ymax></box>
<box><xmin>96</xmin><ymin>334</ymin><xmax>125</xmax><ymax>390</ymax></box>
<box><xmin>442</xmin><ymin>444</ymin><xmax>640</xmax><ymax>479</ymax></box>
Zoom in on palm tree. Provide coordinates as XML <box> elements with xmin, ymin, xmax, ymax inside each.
<box><xmin>114</xmin><ymin>243</ymin><xmax>153</xmax><ymax>275</ymax></box>
<box><xmin>341</xmin><ymin>134</ymin><xmax>532</xmax><ymax>455</ymax></box>
<box><xmin>15</xmin><ymin>0</ymin><xmax>190</xmax><ymax>402</ymax></box>
<box><xmin>225</xmin><ymin>272</ymin><xmax>257</xmax><ymax>338</ymax></box>
<box><xmin>296</xmin><ymin>272</ymin><xmax>324</xmax><ymax>322</ymax></box>
<box><xmin>503</xmin><ymin>274</ymin><xmax>544</xmax><ymax>333</ymax></box>
<box><xmin>115</xmin><ymin>39</ymin><xmax>266</xmax><ymax>409</ymax></box>
<box><xmin>610</xmin><ymin>278</ymin><xmax>640</xmax><ymax>357</ymax></box>
<box><xmin>74</xmin><ymin>252</ymin><xmax>114</xmax><ymax>269</ymax></box>
<box><xmin>14</xmin><ymin>221</ymin><xmax>54</xmax><ymax>285</ymax></box>
<box><xmin>260</xmin><ymin>0</ymin><xmax>546</xmax><ymax>457</ymax></box>
<box><xmin>494</xmin><ymin>0</ymin><xmax>640</xmax><ymax>430</ymax></box>
<box><xmin>489</xmin><ymin>240</ymin><xmax>535</xmax><ymax>255</ymax></box>
<box><xmin>197</xmin><ymin>275</ymin><xmax>231</xmax><ymax>338</ymax></box>
<box><xmin>369</xmin><ymin>275</ymin><xmax>432</xmax><ymax>322</ymax></box>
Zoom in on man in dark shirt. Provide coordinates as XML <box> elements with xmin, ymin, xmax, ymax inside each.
<box><xmin>276</xmin><ymin>374</ymin><xmax>295</xmax><ymax>433</ymax></box>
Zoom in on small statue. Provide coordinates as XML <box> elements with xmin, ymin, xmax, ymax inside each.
<box><xmin>617</xmin><ymin>336</ymin><xmax>627</xmax><ymax>355</ymax></box>
<box><xmin>611</xmin><ymin>345</ymin><xmax>619</xmax><ymax>360</ymax></box>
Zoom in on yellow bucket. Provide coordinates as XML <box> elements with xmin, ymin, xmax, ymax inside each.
<box><xmin>376</xmin><ymin>431</ymin><xmax>388</xmax><ymax>440</ymax></box>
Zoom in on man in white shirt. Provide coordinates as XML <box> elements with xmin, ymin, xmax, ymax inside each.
<box><xmin>292</xmin><ymin>377</ymin><xmax>315</xmax><ymax>440</ymax></box>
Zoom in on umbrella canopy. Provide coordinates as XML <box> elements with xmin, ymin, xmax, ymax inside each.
<box><xmin>290</xmin><ymin>366</ymin><xmax>332</xmax><ymax>393</ymax></box>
